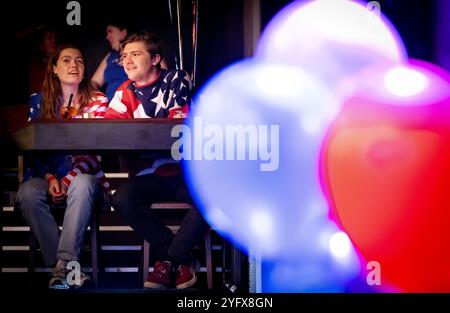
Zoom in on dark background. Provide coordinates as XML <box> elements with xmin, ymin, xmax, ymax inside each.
<box><xmin>3</xmin><ymin>0</ymin><xmax>439</xmax><ymax>106</ymax></box>
<box><xmin>0</xmin><ymin>0</ymin><xmax>446</xmax><ymax>294</ymax></box>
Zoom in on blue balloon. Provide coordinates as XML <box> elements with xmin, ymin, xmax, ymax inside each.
<box><xmin>179</xmin><ymin>59</ymin><xmax>330</xmax><ymax>256</ymax></box>
<box><xmin>177</xmin><ymin>58</ymin><xmax>361</xmax><ymax>291</ymax></box>
<box><xmin>261</xmin><ymin>229</ymin><xmax>361</xmax><ymax>292</ymax></box>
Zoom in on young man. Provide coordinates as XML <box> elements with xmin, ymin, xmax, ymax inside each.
<box><xmin>105</xmin><ymin>32</ymin><xmax>209</xmax><ymax>289</ymax></box>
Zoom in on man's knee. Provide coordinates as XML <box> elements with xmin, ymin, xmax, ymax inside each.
<box><xmin>111</xmin><ymin>182</ymin><xmax>131</xmax><ymax>214</ymax></box>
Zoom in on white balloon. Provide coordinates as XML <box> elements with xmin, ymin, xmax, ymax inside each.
<box><xmin>256</xmin><ymin>0</ymin><xmax>408</xmax><ymax>87</ymax></box>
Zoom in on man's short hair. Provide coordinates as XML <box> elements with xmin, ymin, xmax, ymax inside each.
<box><xmin>120</xmin><ymin>31</ymin><xmax>165</xmax><ymax>60</ymax></box>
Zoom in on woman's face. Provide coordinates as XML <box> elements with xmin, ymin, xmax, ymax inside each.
<box><xmin>106</xmin><ymin>25</ymin><xmax>127</xmax><ymax>51</ymax></box>
<box><xmin>53</xmin><ymin>48</ymin><xmax>85</xmax><ymax>86</ymax></box>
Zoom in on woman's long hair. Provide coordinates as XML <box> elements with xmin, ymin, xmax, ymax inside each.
<box><xmin>40</xmin><ymin>44</ymin><xmax>95</xmax><ymax>118</ymax></box>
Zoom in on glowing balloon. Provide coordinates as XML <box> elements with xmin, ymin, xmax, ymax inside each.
<box><xmin>261</xmin><ymin>227</ymin><xmax>361</xmax><ymax>292</ymax></box>
<box><xmin>179</xmin><ymin>59</ymin><xmax>361</xmax><ymax>290</ymax></box>
<box><xmin>256</xmin><ymin>0</ymin><xmax>407</xmax><ymax>87</ymax></box>
<box><xmin>180</xmin><ymin>59</ymin><xmax>339</xmax><ymax>257</ymax></box>
<box><xmin>322</xmin><ymin>60</ymin><xmax>450</xmax><ymax>292</ymax></box>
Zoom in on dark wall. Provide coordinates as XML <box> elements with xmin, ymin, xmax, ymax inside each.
<box><xmin>377</xmin><ymin>0</ymin><xmax>436</xmax><ymax>61</ymax></box>
<box><xmin>195</xmin><ymin>0</ymin><xmax>244</xmax><ymax>93</ymax></box>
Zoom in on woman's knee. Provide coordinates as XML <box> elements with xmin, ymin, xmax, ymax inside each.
<box><xmin>15</xmin><ymin>178</ymin><xmax>48</xmax><ymax>218</ymax></box>
<box><xmin>16</xmin><ymin>178</ymin><xmax>47</xmax><ymax>205</ymax></box>
<box><xmin>69</xmin><ymin>174</ymin><xmax>97</xmax><ymax>192</ymax></box>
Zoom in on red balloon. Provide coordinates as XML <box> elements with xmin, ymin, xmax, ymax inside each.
<box><xmin>321</xmin><ymin>61</ymin><xmax>450</xmax><ymax>292</ymax></box>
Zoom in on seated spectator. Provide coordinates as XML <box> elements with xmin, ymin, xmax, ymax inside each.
<box><xmin>16</xmin><ymin>44</ymin><xmax>110</xmax><ymax>289</ymax></box>
<box><xmin>105</xmin><ymin>31</ymin><xmax>208</xmax><ymax>289</ymax></box>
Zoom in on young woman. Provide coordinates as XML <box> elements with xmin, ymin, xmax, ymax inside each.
<box><xmin>16</xmin><ymin>44</ymin><xmax>110</xmax><ymax>289</ymax></box>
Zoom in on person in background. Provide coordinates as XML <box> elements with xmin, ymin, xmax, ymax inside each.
<box><xmin>28</xmin><ymin>28</ymin><xmax>58</xmax><ymax>94</ymax></box>
<box><xmin>16</xmin><ymin>44</ymin><xmax>110</xmax><ymax>289</ymax></box>
<box><xmin>105</xmin><ymin>31</ymin><xmax>208</xmax><ymax>290</ymax></box>
<box><xmin>91</xmin><ymin>18</ymin><xmax>129</xmax><ymax>103</ymax></box>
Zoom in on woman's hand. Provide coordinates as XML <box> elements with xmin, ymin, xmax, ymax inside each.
<box><xmin>46</xmin><ymin>175</ymin><xmax>66</xmax><ymax>203</ymax></box>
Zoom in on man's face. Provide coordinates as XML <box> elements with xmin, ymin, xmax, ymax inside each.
<box><xmin>121</xmin><ymin>41</ymin><xmax>156</xmax><ymax>85</ymax></box>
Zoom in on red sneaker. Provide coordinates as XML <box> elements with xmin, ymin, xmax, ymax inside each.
<box><xmin>144</xmin><ymin>261</ymin><xmax>172</xmax><ymax>289</ymax></box>
<box><xmin>175</xmin><ymin>264</ymin><xmax>197</xmax><ymax>289</ymax></box>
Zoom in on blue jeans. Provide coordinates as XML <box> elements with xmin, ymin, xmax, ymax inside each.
<box><xmin>15</xmin><ymin>174</ymin><xmax>102</xmax><ymax>266</ymax></box>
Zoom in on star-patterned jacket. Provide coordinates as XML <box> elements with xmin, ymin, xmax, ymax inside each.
<box><xmin>104</xmin><ymin>69</ymin><xmax>191</xmax><ymax>176</ymax></box>
<box><xmin>104</xmin><ymin>69</ymin><xmax>191</xmax><ymax>118</ymax></box>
